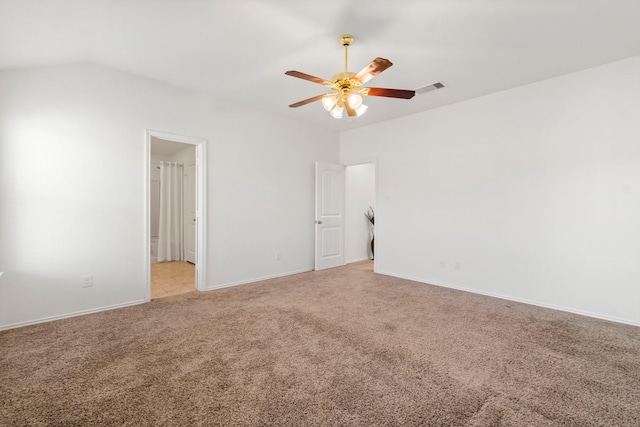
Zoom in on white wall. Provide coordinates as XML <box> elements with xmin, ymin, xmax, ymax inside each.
<box><xmin>169</xmin><ymin>144</ymin><xmax>196</xmax><ymax>166</ymax></box>
<box><xmin>341</xmin><ymin>55</ymin><xmax>640</xmax><ymax>326</ymax></box>
<box><xmin>345</xmin><ymin>163</ymin><xmax>376</xmax><ymax>263</ymax></box>
<box><xmin>0</xmin><ymin>63</ymin><xmax>339</xmax><ymax>329</ymax></box>
<box><xmin>150</xmin><ymin>143</ymin><xmax>196</xmax><ymax>169</ymax></box>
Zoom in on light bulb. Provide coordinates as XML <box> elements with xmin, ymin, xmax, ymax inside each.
<box><xmin>330</xmin><ymin>104</ymin><xmax>344</xmax><ymax>119</ymax></box>
<box><xmin>355</xmin><ymin>104</ymin><xmax>368</xmax><ymax>116</ymax></box>
<box><xmin>347</xmin><ymin>92</ymin><xmax>363</xmax><ymax>109</ymax></box>
<box><xmin>322</xmin><ymin>95</ymin><xmax>337</xmax><ymax>112</ymax></box>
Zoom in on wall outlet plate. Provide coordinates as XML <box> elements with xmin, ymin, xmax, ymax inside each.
<box><xmin>82</xmin><ymin>274</ymin><xmax>93</xmax><ymax>288</ymax></box>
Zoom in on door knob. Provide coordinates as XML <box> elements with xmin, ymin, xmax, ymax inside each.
<box><xmin>316</xmin><ymin>220</ymin><xmax>323</xmax><ymax>224</ymax></box>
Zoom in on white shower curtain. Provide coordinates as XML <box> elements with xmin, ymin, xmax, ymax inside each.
<box><xmin>157</xmin><ymin>162</ymin><xmax>184</xmax><ymax>262</ymax></box>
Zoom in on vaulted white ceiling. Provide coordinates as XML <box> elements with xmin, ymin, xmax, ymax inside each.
<box><xmin>2</xmin><ymin>0</ymin><xmax>640</xmax><ymax>132</ymax></box>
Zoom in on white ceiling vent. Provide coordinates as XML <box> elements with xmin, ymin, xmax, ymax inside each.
<box><xmin>416</xmin><ymin>82</ymin><xmax>445</xmax><ymax>95</ymax></box>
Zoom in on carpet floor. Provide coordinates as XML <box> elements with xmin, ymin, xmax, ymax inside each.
<box><xmin>1</xmin><ymin>261</ymin><xmax>639</xmax><ymax>426</ymax></box>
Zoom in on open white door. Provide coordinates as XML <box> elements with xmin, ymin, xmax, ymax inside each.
<box><xmin>184</xmin><ymin>163</ymin><xmax>197</xmax><ymax>264</ymax></box>
<box><xmin>315</xmin><ymin>162</ymin><xmax>346</xmax><ymax>271</ymax></box>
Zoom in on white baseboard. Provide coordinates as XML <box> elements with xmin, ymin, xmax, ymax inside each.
<box><xmin>0</xmin><ymin>299</ymin><xmax>147</xmax><ymax>331</ymax></box>
<box><xmin>375</xmin><ymin>269</ymin><xmax>640</xmax><ymax>328</ymax></box>
<box><xmin>1</xmin><ymin>269</ymin><xmax>312</xmax><ymax>330</ymax></box>
<box><xmin>205</xmin><ymin>268</ymin><xmax>313</xmax><ymax>291</ymax></box>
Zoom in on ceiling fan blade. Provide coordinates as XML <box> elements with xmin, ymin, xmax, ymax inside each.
<box><xmin>366</xmin><ymin>87</ymin><xmax>416</xmax><ymax>99</ymax></box>
<box><xmin>354</xmin><ymin>58</ymin><xmax>393</xmax><ymax>84</ymax></box>
<box><xmin>288</xmin><ymin>94</ymin><xmax>326</xmax><ymax>108</ymax></box>
<box><xmin>344</xmin><ymin>103</ymin><xmax>357</xmax><ymax>117</ymax></box>
<box><xmin>285</xmin><ymin>71</ymin><xmax>331</xmax><ymax>86</ymax></box>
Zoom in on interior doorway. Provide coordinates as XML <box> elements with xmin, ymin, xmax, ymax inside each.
<box><xmin>145</xmin><ymin>130</ymin><xmax>207</xmax><ymax>301</ymax></box>
<box><xmin>345</xmin><ymin>162</ymin><xmax>377</xmax><ymax>265</ymax></box>
<box><xmin>314</xmin><ymin>160</ymin><xmax>376</xmax><ymax>270</ymax></box>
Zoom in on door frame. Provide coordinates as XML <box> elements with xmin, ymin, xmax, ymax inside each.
<box><xmin>144</xmin><ymin>130</ymin><xmax>207</xmax><ymax>301</ymax></box>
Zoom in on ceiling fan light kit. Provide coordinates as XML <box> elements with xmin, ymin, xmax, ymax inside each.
<box><xmin>330</xmin><ymin>104</ymin><xmax>344</xmax><ymax>119</ymax></box>
<box><xmin>285</xmin><ymin>34</ymin><xmax>415</xmax><ymax>119</ymax></box>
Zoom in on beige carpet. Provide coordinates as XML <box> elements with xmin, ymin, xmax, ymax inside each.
<box><xmin>1</xmin><ymin>261</ymin><xmax>639</xmax><ymax>426</ymax></box>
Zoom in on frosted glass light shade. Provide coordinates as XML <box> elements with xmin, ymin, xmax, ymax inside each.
<box><xmin>347</xmin><ymin>92</ymin><xmax>363</xmax><ymax>109</ymax></box>
<box><xmin>330</xmin><ymin>104</ymin><xmax>344</xmax><ymax>119</ymax></box>
<box><xmin>322</xmin><ymin>95</ymin><xmax>337</xmax><ymax>112</ymax></box>
<box><xmin>355</xmin><ymin>104</ymin><xmax>368</xmax><ymax>116</ymax></box>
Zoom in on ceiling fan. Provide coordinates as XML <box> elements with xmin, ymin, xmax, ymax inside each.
<box><xmin>285</xmin><ymin>34</ymin><xmax>415</xmax><ymax>119</ymax></box>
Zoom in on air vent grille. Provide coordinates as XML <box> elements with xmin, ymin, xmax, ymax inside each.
<box><xmin>416</xmin><ymin>82</ymin><xmax>445</xmax><ymax>95</ymax></box>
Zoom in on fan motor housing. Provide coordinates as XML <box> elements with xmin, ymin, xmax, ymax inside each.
<box><xmin>330</xmin><ymin>72</ymin><xmax>361</xmax><ymax>92</ymax></box>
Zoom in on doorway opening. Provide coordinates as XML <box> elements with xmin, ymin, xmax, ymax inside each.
<box><xmin>314</xmin><ymin>160</ymin><xmax>376</xmax><ymax>271</ymax></box>
<box><xmin>145</xmin><ymin>130</ymin><xmax>207</xmax><ymax>301</ymax></box>
<box><xmin>345</xmin><ymin>162</ymin><xmax>377</xmax><ymax>266</ymax></box>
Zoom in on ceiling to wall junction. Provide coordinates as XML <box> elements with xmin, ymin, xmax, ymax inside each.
<box><xmin>2</xmin><ymin>0</ymin><xmax>640</xmax><ymax>132</ymax></box>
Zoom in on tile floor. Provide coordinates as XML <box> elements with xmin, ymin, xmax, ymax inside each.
<box><xmin>151</xmin><ymin>261</ymin><xmax>195</xmax><ymax>299</ymax></box>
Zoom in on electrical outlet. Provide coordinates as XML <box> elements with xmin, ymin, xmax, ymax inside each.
<box><xmin>439</xmin><ymin>260</ymin><xmax>446</xmax><ymax>268</ymax></box>
<box><xmin>454</xmin><ymin>262</ymin><xmax>461</xmax><ymax>271</ymax></box>
<box><xmin>82</xmin><ymin>274</ymin><xmax>93</xmax><ymax>288</ymax></box>
<box><xmin>276</xmin><ymin>252</ymin><xmax>281</xmax><ymax>260</ymax></box>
